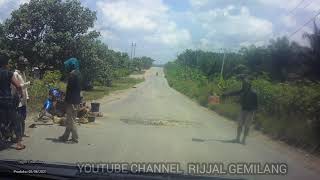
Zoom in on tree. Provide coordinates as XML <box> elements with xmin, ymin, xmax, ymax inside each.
<box><xmin>0</xmin><ymin>0</ymin><xmax>156</xmax><ymax>91</ymax></box>
<box><xmin>0</xmin><ymin>23</ymin><xmax>5</xmax><ymax>50</ymax></box>
<box><xmin>303</xmin><ymin>20</ymin><xmax>320</xmax><ymax>80</ymax></box>
<box><xmin>267</xmin><ymin>37</ymin><xmax>292</xmax><ymax>82</ymax></box>
<box><xmin>4</xmin><ymin>0</ymin><xmax>97</xmax><ymax>70</ymax></box>
<box><xmin>240</xmin><ymin>45</ymin><xmax>270</xmax><ymax>78</ymax></box>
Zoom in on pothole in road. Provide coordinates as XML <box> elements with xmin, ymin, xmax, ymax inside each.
<box><xmin>192</xmin><ymin>138</ymin><xmax>205</xmax><ymax>142</ymax></box>
<box><xmin>120</xmin><ymin>117</ymin><xmax>202</xmax><ymax>127</ymax></box>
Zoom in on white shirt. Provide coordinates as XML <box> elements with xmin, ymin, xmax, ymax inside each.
<box><xmin>11</xmin><ymin>70</ymin><xmax>30</xmax><ymax>107</ymax></box>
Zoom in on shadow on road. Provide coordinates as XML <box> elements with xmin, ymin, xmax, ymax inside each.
<box><xmin>192</xmin><ymin>138</ymin><xmax>240</xmax><ymax>144</ymax></box>
<box><xmin>0</xmin><ymin>141</ymin><xmax>16</xmax><ymax>151</ymax></box>
<box><xmin>45</xmin><ymin>137</ymin><xmax>78</xmax><ymax>144</ymax></box>
<box><xmin>29</xmin><ymin>123</ymin><xmax>54</xmax><ymax>127</ymax></box>
<box><xmin>45</xmin><ymin>137</ymin><xmax>66</xmax><ymax>144</ymax></box>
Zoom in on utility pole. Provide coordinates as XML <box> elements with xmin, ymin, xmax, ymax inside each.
<box><xmin>130</xmin><ymin>42</ymin><xmax>133</xmax><ymax>60</ymax></box>
<box><xmin>133</xmin><ymin>43</ymin><xmax>136</xmax><ymax>58</ymax></box>
<box><xmin>217</xmin><ymin>48</ymin><xmax>226</xmax><ymax>90</ymax></box>
<box><xmin>220</xmin><ymin>48</ymin><xmax>226</xmax><ymax>79</ymax></box>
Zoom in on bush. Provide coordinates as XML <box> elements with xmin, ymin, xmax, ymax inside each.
<box><xmin>211</xmin><ymin>76</ymin><xmax>241</xmax><ymax>95</ymax></box>
<box><xmin>28</xmin><ymin>71</ymin><xmax>66</xmax><ymax>111</ymax></box>
<box><xmin>196</xmin><ymin>86</ymin><xmax>211</xmax><ymax>106</ymax></box>
<box><xmin>28</xmin><ymin>79</ymin><xmax>48</xmax><ymax>111</ymax></box>
<box><xmin>165</xmin><ymin>62</ymin><xmax>320</xmax><ymax>149</ymax></box>
<box><xmin>42</xmin><ymin>70</ymin><xmax>63</xmax><ymax>87</ymax></box>
<box><xmin>113</xmin><ymin>68</ymin><xmax>130</xmax><ymax>79</ymax></box>
<box><xmin>209</xmin><ymin>103</ymin><xmax>241</xmax><ymax>120</ymax></box>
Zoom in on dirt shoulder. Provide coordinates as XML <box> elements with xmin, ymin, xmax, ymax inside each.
<box><xmin>24</xmin><ymin>71</ymin><xmax>148</xmax><ymax>139</ymax></box>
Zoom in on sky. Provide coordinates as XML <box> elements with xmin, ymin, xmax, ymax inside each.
<box><xmin>0</xmin><ymin>0</ymin><xmax>319</xmax><ymax>64</ymax></box>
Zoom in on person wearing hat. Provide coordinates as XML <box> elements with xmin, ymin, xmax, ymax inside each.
<box><xmin>12</xmin><ymin>56</ymin><xmax>30</xmax><ymax>138</ymax></box>
<box><xmin>58</xmin><ymin>57</ymin><xmax>81</xmax><ymax>143</ymax></box>
<box><xmin>221</xmin><ymin>78</ymin><xmax>258</xmax><ymax>145</ymax></box>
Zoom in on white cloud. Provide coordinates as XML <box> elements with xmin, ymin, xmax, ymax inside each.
<box><xmin>239</xmin><ymin>41</ymin><xmax>251</xmax><ymax>47</ymax></box>
<box><xmin>96</xmin><ymin>0</ymin><xmax>191</xmax><ymax>47</ymax></box>
<box><xmin>198</xmin><ymin>38</ymin><xmax>224</xmax><ymax>50</ymax></box>
<box><xmin>100</xmin><ymin>29</ymin><xmax>118</xmax><ymax>41</ymax></box>
<box><xmin>304</xmin><ymin>1</ymin><xmax>320</xmax><ymax>12</ymax></box>
<box><xmin>0</xmin><ymin>0</ymin><xmax>12</xmax><ymax>6</ymax></box>
<box><xmin>144</xmin><ymin>22</ymin><xmax>191</xmax><ymax>46</ymax></box>
<box><xmin>257</xmin><ymin>0</ymin><xmax>320</xmax><ymax>12</ymax></box>
<box><xmin>240</xmin><ymin>40</ymin><xmax>267</xmax><ymax>48</ymax></box>
<box><xmin>192</xmin><ymin>6</ymin><xmax>273</xmax><ymax>49</ymax></box>
<box><xmin>0</xmin><ymin>0</ymin><xmax>29</xmax><ymax>22</ymax></box>
<box><xmin>189</xmin><ymin>0</ymin><xmax>209</xmax><ymax>8</ymax></box>
<box><xmin>0</xmin><ymin>0</ymin><xmax>315</xmax><ymax>63</ymax></box>
<box><xmin>0</xmin><ymin>0</ymin><xmax>9</xmax><ymax>6</ymax></box>
<box><xmin>280</xmin><ymin>15</ymin><xmax>297</xmax><ymax>28</ymax></box>
<box><xmin>97</xmin><ymin>0</ymin><xmax>167</xmax><ymax>32</ymax></box>
<box><xmin>257</xmin><ymin>0</ymin><xmax>303</xmax><ymax>10</ymax></box>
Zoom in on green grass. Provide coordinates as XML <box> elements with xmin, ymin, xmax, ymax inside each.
<box><xmin>83</xmin><ymin>77</ymin><xmax>144</xmax><ymax>101</ymax></box>
<box><xmin>28</xmin><ymin>77</ymin><xmax>144</xmax><ymax>113</ymax></box>
<box><xmin>28</xmin><ymin>80</ymin><xmax>66</xmax><ymax>112</ymax></box>
<box><xmin>82</xmin><ymin>86</ymin><xmax>109</xmax><ymax>102</ymax></box>
<box><xmin>209</xmin><ymin>103</ymin><xmax>241</xmax><ymax>121</ymax></box>
<box><xmin>164</xmin><ymin>62</ymin><xmax>320</xmax><ymax>152</ymax></box>
<box><xmin>130</xmin><ymin>70</ymin><xmax>145</xmax><ymax>75</ymax></box>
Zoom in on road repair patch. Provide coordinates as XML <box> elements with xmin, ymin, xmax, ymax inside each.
<box><xmin>119</xmin><ymin>117</ymin><xmax>202</xmax><ymax>127</ymax></box>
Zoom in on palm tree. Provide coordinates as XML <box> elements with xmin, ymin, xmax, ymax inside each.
<box><xmin>303</xmin><ymin>20</ymin><xmax>320</xmax><ymax>80</ymax></box>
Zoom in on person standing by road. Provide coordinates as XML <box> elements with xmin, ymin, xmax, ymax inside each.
<box><xmin>58</xmin><ymin>57</ymin><xmax>81</xmax><ymax>143</ymax></box>
<box><xmin>0</xmin><ymin>54</ymin><xmax>25</xmax><ymax>150</ymax></box>
<box><xmin>221</xmin><ymin>78</ymin><xmax>258</xmax><ymax>145</ymax></box>
<box><xmin>11</xmin><ymin>56</ymin><xmax>31</xmax><ymax>137</ymax></box>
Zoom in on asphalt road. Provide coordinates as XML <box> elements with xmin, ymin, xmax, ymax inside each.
<box><xmin>1</xmin><ymin>67</ymin><xmax>320</xmax><ymax>180</ymax></box>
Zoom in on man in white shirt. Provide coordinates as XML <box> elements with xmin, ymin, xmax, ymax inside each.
<box><xmin>12</xmin><ymin>56</ymin><xmax>30</xmax><ymax>137</ymax></box>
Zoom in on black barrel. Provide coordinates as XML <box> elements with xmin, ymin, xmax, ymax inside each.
<box><xmin>91</xmin><ymin>103</ymin><xmax>100</xmax><ymax>112</ymax></box>
<box><xmin>88</xmin><ymin>116</ymin><xmax>95</xmax><ymax>122</ymax></box>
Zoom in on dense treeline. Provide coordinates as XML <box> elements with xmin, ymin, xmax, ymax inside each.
<box><xmin>165</xmin><ymin>22</ymin><xmax>320</xmax><ymax>152</ymax></box>
<box><xmin>0</xmin><ymin>0</ymin><xmax>154</xmax><ymax>87</ymax></box>
<box><xmin>175</xmin><ymin>36</ymin><xmax>319</xmax><ymax>82</ymax></box>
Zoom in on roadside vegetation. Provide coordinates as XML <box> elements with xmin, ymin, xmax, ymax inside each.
<box><xmin>82</xmin><ymin>77</ymin><xmax>144</xmax><ymax>102</ymax></box>
<box><xmin>0</xmin><ymin>0</ymin><xmax>154</xmax><ymax>112</ymax></box>
<box><xmin>164</xmin><ymin>22</ymin><xmax>320</xmax><ymax>153</ymax></box>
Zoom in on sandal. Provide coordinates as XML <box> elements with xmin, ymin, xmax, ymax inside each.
<box><xmin>16</xmin><ymin>144</ymin><xmax>26</xmax><ymax>150</ymax></box>
<box><xmin>70</xmin><ymin>139</ymin><xmax>78</xmax><ymax>143</ymax></box>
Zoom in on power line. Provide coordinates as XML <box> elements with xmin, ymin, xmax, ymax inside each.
<box><xmin>288</xmin><ymin>0</ymin><xmax>306</xmax><ymax>14</ymax></box>
<box><xmin>290</xmin><ymin>0</ymin><xmax>313</xmax><ymax>17</ymax></box>
<box><xmin>288</xmin><ymin>10</ymin><xmax>320</xmax><ymax>38</ymax></box>
<box><xmin>261</xmin><ymin>1</ymin><xmax>312</xmax><ymax>43</ymax></box>
<box><xmin>301</xmin><ymin>0</ymin><xmax>313</xmax><ymax>12</ymax></box>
